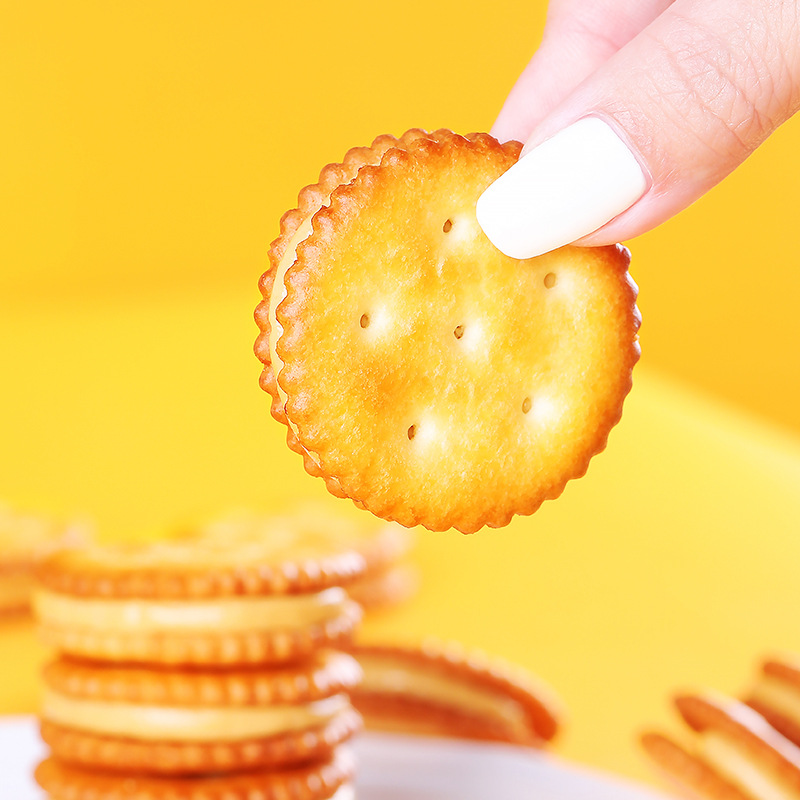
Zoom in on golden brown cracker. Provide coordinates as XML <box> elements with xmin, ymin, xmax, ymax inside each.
<box><xmin>40</xmin><ymin>653</ymin><xmax>362</xmax><ymax>773</ymax></box>
<box><xmin>260</xmin><ymin>128</ymin><xmax>639</xmax><ymax>533</ymax></box>
<box><xmin>36</xmin><ymin>531</ymin><xmax>367</xmax><ymax>599</ymax></box>
<box><xmin>36</xmin><ymin>748</ymin><xmax>354</xmax><ymax>800</ymax></box>
<box><xmin>193</xmin><ymin>506</ymin><xmax>417</xmax><ymax>611</ymax></box>
<box><xmin>349</xmin><ymin>639</ymin><xmax>561</xmax><ymax>745</ymax></box>
<box><xmin>352</xmin><ymin>691</ymin><xmax>542</xmax><ymax>747</ymax></box>
<box><xmin>190</xmin><ymin>504</ymin><xmax>413</xmax><ymax>576</ymax></box>
<box><xmin>40</xmin><ymin>709</ymin><xmax>361</xmax><ymax>775</ymax></box>
<box><xmin>43</xmin><ymin>650</ymin><xmax>361</xmax><ymax>705</ymax></box>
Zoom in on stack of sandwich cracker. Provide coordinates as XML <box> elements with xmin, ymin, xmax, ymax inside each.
<box><xmin>32</xmin><ymin>513</ymin><xmax>374</xmax><ymax>800</ymax></box>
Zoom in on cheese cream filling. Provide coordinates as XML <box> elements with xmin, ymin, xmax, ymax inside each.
<box><xmin>35</xmin><ymin>586</ymin><xmax>349</xmax><ymax>634</ymax></box>
<box><xmin>695</xmin><ymin>730</ymin><xmax>797</xmax><ymax>800</ymax></box>
<box><xmin>358</xmin><ymin>655</ymin><xmax>530</xmax><ymax>738</ymax></box>
<box><xmin>41</xmin><ymin>689</ymin><xmax>349</xmax><ymax>742</ymax></box>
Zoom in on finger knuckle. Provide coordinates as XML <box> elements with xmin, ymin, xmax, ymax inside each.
<box><xmin>653</xmin><ymin>7</ymin><xmax>798</xmax><ymax>158</ymax></box>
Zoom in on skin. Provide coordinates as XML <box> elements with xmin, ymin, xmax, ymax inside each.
<box><xmin>491</xmin><ymin>0</ymin><xmax>800</xmax><ymax>245</ymax></box>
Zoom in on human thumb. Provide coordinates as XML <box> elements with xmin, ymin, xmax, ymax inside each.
<box><xmin>477</xmin><ymin>0</ymin><xmax>800</xmax><ymax>259</ymax></box>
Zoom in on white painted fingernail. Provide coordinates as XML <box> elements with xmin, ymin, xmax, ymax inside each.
<box><xmin>476</xmin><ymin>117</ymin><xmax>647</xmax><ymax>258</ymax></box>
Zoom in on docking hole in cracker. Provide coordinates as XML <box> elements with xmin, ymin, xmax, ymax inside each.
<box><xmin>255</xmin><ymin>128</ymin><xmax>640</xmax><ymax>534</ymax></box>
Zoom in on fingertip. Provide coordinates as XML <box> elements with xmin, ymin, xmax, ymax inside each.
<box><xmin>477</xmin><ymin>117</ymin><xmax>647</xmax><ymax>259</ymax></box>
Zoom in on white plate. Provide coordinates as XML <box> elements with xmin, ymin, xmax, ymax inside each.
<box><xmin>1</xmin><ymin>716</ymin><xmax>673</xmax><ymax>799</ymax></box>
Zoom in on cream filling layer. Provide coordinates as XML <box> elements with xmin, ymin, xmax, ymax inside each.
<box><xmin>358</xmin><ymin>655</ymin><xmax>530</xmax><ymax>738</ymax></box>
<box><xmin>751</xmin><ymin>677</ymin><xmax>800</xmax><ymax>724</ymax></box>
<box><xmin>34</xmin><ymin>586</ymin><xmax>348</xmax><ymax>634</ymax></box>
<box><xmin>696</xmin><ymin>731</ymin><xmax>796</xmax><ymax>800</ymax></box>
<box><xmin>41</xmin><ymin>689</ymin><xmax>349</xmax><ymax>742</ymax></box>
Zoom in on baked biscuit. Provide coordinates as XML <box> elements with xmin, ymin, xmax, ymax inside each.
<box><xmin>349</xmin><ymin>640</ymin><xmax>561</xmax><ymax>747</ymax></box>
<box><xmin>0</xmin><ymin>502</ymin><xmax>86</xmax><ymax>615</ymax></box>
<box><xmin>255</xmin><ymin>128</ymin><xmax>640</xmax><ymax>533</ymax></box>
<box><xmin>255</xmin><ymin>129</ymin><xmax>430</xmax><ymax>498</ymax></box>
<box><xmin>36</xmin><ymin>747</ymin><xmax>355</xmax><ymax>800</ymax></box>
<box><xmin>35</xmin><ymin>533</ymin><xmax>364</xmax><ymax>664</ymax></box>
<box><xmin>40</xmin><ymin>651</ymin><xmax>361</xmax><ymax>774</ymax></box>
<box><xmin>642</xmin><ymin>692</ymin><xmax>800</xmax><ymax>800</ymax></box>
<box><xmin>191</xmin><ymin>504</ymin><xmax>418</xmax><ymax>611</ymax></box>
<box><xmin>746</xmin><ymin>655</ymin><xmax>800</xmax><ymax>749</ymax></box>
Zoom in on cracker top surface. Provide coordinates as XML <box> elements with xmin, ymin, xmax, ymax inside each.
<box><xmin>37</xmin><ymin>519</ymin><xmax>371</xmax><ymax>598</ymax></box>
<box><xmin>268</xmin><ymin>129</ymin><xmax>640</xmax><ymax>533</ymax></box>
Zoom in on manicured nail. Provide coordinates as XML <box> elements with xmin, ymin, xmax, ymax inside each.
<box><xmin>476</xmin><ymin>117</ymin><xmax>647</xmax><ymax>258</ymax></box>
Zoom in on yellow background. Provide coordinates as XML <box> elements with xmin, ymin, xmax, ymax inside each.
<box><xmin>2</xmin><ymin>0</ymin><xmax>800</xmax><ymax>789</ymax></box>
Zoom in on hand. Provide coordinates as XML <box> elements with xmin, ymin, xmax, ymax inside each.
<box><xmin>476</xmin><ymin>0</ymin><xmax>800</xmax><ymax>258</ymax></box>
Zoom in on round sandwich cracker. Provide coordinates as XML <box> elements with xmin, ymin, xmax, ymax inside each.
<box><xmin>193</xmin><ymin>504</ymin><xmax>418</xmax><ymax>612</ymax></box>
<box><xmin>191</xmin><ymin>503</ymin><xmax>412</xmax><ymax>578</ymax></box>
<box><xmin>348</xmin><ymin>639</ymin><xmax>561</xmax><ymax>747</ymax></box>
<box><xmin>36</xmin><ymin>748</ymin><xmax>355</xmax><ymax>800</ymax></box>
<box><xmin>35</xmin><ymin>533</ymin><xmax>364</xmax><ymax>665</ymax></box>
<box><xmin>40</xmin><ymin>651</ymin><xmax>361</xmax><ymax>775</ymax></box>
<box><xmin>256</xmin><ymin>129</ymin><xmax>640</xmax><ymax>533</ymax></box>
